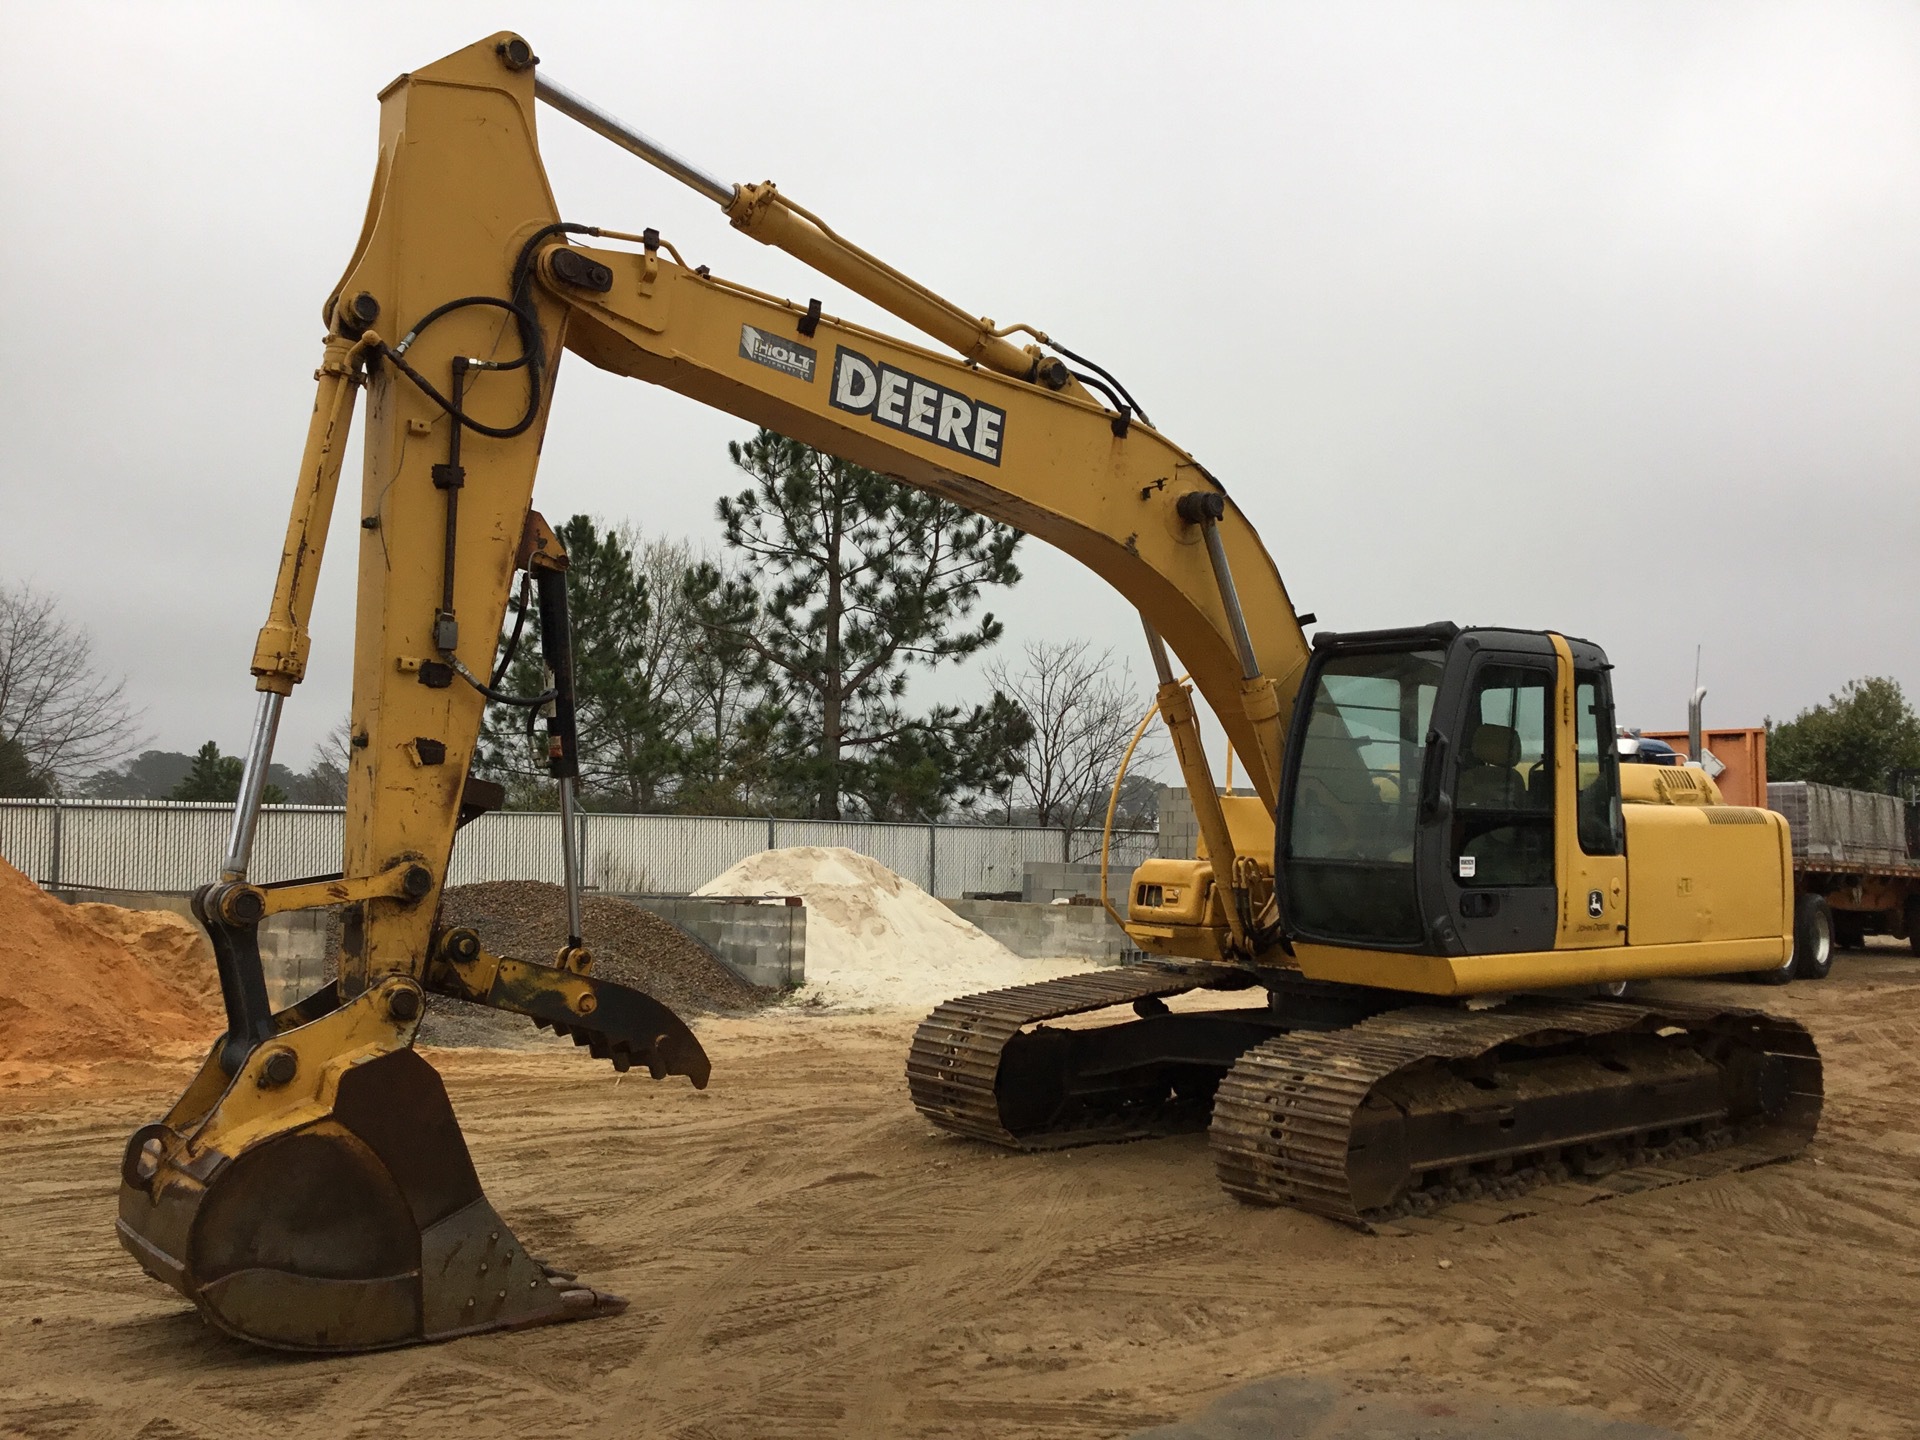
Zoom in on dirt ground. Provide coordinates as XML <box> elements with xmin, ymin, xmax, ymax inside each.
<box><xmin>3</xmin><ymin>949</ymin><xmax>1918</xmax><ymax>1439</ymax></box>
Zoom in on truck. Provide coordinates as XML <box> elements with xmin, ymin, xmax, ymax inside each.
<box><xmin>1633</xmin><ymin>724</ymin><xmax>1920</xmax><ymax>981</ymax></box>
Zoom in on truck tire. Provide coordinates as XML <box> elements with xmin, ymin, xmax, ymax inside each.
<box><xmin>1791</xmin><ymin>893</ymin><xmax>1834</xmax><ymax>980</ymax></box>
<box><xmin>1907</xmin><ymin>897</ymin><xmax>1920</xmax><ymax>957</ymax></box>
<box><xmin>1833</xmin><ymin>911</ymin><xmax>1868</xmax><ymax>950</ymax></box>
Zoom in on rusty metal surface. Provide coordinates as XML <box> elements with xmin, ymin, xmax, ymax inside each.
<box><xmin>1209</xmin><ymin>996</ymin><xmax>1823</xmax><ymax>1229</ymax></box>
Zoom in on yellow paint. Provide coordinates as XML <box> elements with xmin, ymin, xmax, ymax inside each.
<box><xmin>1548</xmin><ymin>635</ymin><xmax>1627</xmax><ymax>951</ymax></box>
<box><xmin>1126</xmin><ymin>857</ymin><xmax>1215</xmax><ymax>926</ymax></box>
<box><xmin>240</xmin><ymin>33</ymin><xmax>1310</xmax><ymax>994</ymax></box>
<box><xmin>1619</xmin><ymin>764</ymin><xmax>1724</xmax><ymax>806</ymax></box>
<box><xmin>1623</xmin><ymin>802</ymin><xmax>1793</xmax><ymax>946</ymax></box>
<box><xmin>1153</xmin><ymin>680</ymin><xmax>1249</xmax><ymax>948</ymax></box>
<box><xmin>1197</xmin><ymin>795</ymin><xmax>1278</xmax><ymax>869</ymax></box>
<box><xmin>164</xmin><ymin>981</ymin><xmax>419</xmax><ymax>1168</ymax></box>
<box><xmin>1291</xmin><ymin>934</ymin><xmax>1788</xmax><ymax>995</ymax></box>
<box><xmin>254</xmin><ymin>859</ymin><xmax>424</xmax><ymax>918</ymax></box>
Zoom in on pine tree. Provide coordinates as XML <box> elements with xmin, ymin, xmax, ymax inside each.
<box><xmin>168</xmin><ymin>741</ymin><xmax>286</xmax><ymax>804</ymax></box>
<box><xmin>691</xmin><ymin>430</ymin><xmax>1025</xmax><ymax>819</ymax></box>
<box><xmin>480</xmin><ymin>516</ymin><xmax>681</xmax><ymax>810</ymax></box>
<box><xmin>1769</xmin><ymin>677</ymin><xmax>1920</xmax><ymax>793</ymax></box>
<box><xmin>0</xmin><ymin>735</ymin><xmax>49</xmax><ymax>798</ymax></box>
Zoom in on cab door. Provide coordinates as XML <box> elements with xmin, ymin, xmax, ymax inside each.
<box><xmin>1432</xmin><ymin>645</ymin><xmax>1560</xmax><ymax>954</ymax></box>
<box><xmin>1551</xmin><ymin>636</ymin><xmax>1627</xmax><ymax>949</ymax></box>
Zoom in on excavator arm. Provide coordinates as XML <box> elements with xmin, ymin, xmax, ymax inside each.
<box><xmin>117</xmin><ymin>32</ymin><xmax>1309</xmax><ymax>1353</ymax></box>
<box><xmin>248</xmin><ymin>31</ymin><xmax>1313</xmax><ymax>997</ymax></box>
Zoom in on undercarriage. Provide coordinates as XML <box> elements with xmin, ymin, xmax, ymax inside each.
<box><xmin>907</xmin><ymin>962</ymin><xmax>1823</xmax><ymax>1228</ymax></box>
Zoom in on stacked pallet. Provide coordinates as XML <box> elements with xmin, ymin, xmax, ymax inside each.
<box><xmin>1768</xmin><ymin>781</ymin><xmax>1911</xmax><ymax>866</ymax></box>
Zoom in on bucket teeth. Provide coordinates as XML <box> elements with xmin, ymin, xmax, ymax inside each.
<box><xmin>540</xmin><ymin>1016</ymin><xmax>671</xmax><ymax>1078</ymax></box>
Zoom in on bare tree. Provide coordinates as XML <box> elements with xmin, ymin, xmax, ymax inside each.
<box><xmin>0</xmin><ymin>582</ymin><xmax>142</xmax><ymax>792</ymax></box>
<box><xmin>288</xmin><ymin>720</ymin><xmax>352</xmax><ymax>805</ymax></box>
<box><xmin>617</xmin><ymin>523</ymin><xmax>702</xmax><ymax>755</ymax></box>
<box><xmin>985</xmin><ymin>639</ymin><xmax>1162</xmax><ymax>835</ymax></box>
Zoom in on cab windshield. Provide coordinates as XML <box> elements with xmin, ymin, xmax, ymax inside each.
<box><xmin>1284</xmin><ymin>647</ymin><xmax>1444</xmax><ymax>946</ymax></box>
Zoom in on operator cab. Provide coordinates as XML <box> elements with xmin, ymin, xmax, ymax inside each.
<box><xmin>1277</xmin><ymin>622</ymin><xmax>1624</xmax><ymax>957</ymax></box>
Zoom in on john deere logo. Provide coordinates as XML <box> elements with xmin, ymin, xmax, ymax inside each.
<box><xmin>1588</xmin><ymin>889</ymin><xmax>1604</xmax><ymax>918</ymax></box>
<box><xmin>829</xmin><ymin>345</ymin><xmax>1006</xmax><ymax>465</ymax></box>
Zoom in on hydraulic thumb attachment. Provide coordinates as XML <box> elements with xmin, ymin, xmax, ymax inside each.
<box><xmin>429</xmin><ymin>929</ymin><xmax>712</xmax><ymax>1084</ymax></box>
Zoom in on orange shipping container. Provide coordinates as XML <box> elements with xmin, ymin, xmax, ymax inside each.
<box><xmin>1645</xmin><ymin>727</ymin><xmax>1768</xmax><ymax>808</ymax></box>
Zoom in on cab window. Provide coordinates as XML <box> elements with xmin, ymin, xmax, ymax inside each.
<box><xmin>1284</xmin><ymin>646</ymin><xmax>1444</xmax><ymax>946</ymax></box>
<box><xmin>1575</xmin><ymin>670</ymin><xmax>1624</xmax><ymax>856</ymax></box>
<box><xmin>1453</xmin><ymin>663</ymin><xmax>1553</xmax><ymax>888</ymax></box>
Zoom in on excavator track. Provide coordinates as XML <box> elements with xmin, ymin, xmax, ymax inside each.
<box><xmin>907</xmin><ymin>962</ymin><xmax>1242</xmax><ymax>1147</ymax></box>
<box><xmin>1209</xmin><ymin>995</ymin><xmax>1822</xmax><ymax>1230</ymax></box>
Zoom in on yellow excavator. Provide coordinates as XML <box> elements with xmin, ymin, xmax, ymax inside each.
<box><xmin>118</xmin><ymin>33</ymin><xmax>1822</xmax><ymax>1353</ymax></box>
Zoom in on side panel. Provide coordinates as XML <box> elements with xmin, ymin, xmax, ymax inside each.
<box><xmin>1624</xmin><ymin>806</ymin><xmax>1793</xmax><ymax>947</ymax></box>
<box><xmin>1199</xmin><ymin>795</ymin><xmax>1277</xmax><ymax>867</ymax></box>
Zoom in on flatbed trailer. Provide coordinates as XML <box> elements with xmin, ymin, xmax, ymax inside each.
<box><xmin>1783</xmin><ymin>849</ymin><xmax>1920</xmax><ymax>953</ymax></box>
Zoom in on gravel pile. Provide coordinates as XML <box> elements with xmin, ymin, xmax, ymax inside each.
<box><xmin>403</xmin><ymin>881</ymin><xmax>779</xmax><ymax>1047</ymax></box>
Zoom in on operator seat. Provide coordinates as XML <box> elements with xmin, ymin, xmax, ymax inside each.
<box><xmin>1457</xmin><ymin>723</ymin><xmax>1523</xmax><ymax>810</ymax></box>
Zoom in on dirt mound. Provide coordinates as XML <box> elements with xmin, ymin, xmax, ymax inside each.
<box><xmin>425</xmin><ymin>881</ymin><xmax>779</xmax><ymax>1047</ymax></box>
<box><xmin>695</xmin><ymin>846</ymin><xmax>1083</xmax><ymax>1011</ymax></box>
<box><xmin>70</xmin><ymin>903</ymin><xmax>221</xmax><ymax>1012</ymax></box>
<box><xmin>0</xmin><ymin>859</ymin><xmax>218</xmax><ymax>1071</ymax></box>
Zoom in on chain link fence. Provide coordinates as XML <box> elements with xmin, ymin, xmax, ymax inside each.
<box><xmin>0</xmin><ymin>799</ymin><xmax>1160</xmax><ymax>899</ymax></box>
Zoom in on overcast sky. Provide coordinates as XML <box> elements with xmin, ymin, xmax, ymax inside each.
<box><xmin>2</xmin><ymin>1</ymin><xmax>1916</xmax><ymax>777</ymax></box>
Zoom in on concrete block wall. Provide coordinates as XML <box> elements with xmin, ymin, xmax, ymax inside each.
<box><xmin>944</xmin><ymin>898</ymin><xmax>1141</xmax><ymax>965</ymax></box>
<box><xmin>1158</xmin><ymin>788</ymin><xmax>1200</xmax><ymax>860</ymax></box>
<box><xmin>608</xmin><ymin>894</ymin><xmax>805</xmax><ymax>989</ymax></box>
<box><xmin>1155</xmin><ymin>786</ymin><xmax>1262</xmax><ymax>860</ymax></box>
<box><xmin>257</xmin><ymin>909</ymin><xmax>330</xmax><ymax>1009</ymax></box>
<box><xmin>1020</xmin><ymin>861</ymin><xmax>1114</xmax><ymax>903</ymax></box>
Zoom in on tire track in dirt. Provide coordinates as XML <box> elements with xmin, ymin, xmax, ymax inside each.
<box><xmin>523</xmin><ymin>1087</ymin><xmax>941</xmax><ymax>1436</ymax></box>
<box><xmin>629</xmin><ymin>1156</ymin><xmax>1094</xmax><ymax>1437</ymax></box>
<box><xmin>10</xmin><ymin>994</ymin><xmax>1920</xmax><ymax>1440</ymax></box>
<box><xmin>1607</xmin><ymin>1328</ymin><xmax>1860</xmax><ymax>1440</ymax></box>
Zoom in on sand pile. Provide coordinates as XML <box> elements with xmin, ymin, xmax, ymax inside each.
<box><xmin>69</xmin><ymin>903</ymin><xmax>221</xmax><ymax>1012</ymax></box>
<box><xmin>695</xmin><ymin>846</ymin><xmax>1081</xmax><ymax>1011</ymax></box>
<box><xmin>0</xmin><ymin>858</ymin><xmax>219</xmax><ymax>1070</ymax></box>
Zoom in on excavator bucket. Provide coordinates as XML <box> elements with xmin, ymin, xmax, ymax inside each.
<box><xmin>117</xmin><ymin>965</ymin><xmax>707</xmax><ymax>1352</ymax></box>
